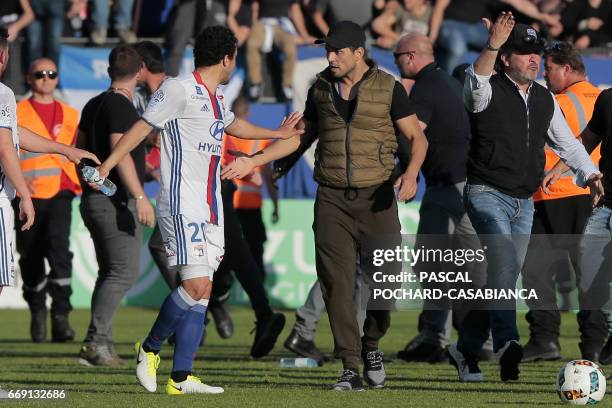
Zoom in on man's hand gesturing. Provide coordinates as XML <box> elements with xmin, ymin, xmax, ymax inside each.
<box><xmin>483</xmin><ymin>11</ymin><xmax>515</xmax><ymax>50</ymax></box>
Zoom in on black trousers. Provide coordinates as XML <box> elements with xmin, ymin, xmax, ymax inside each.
<box><xmin>522</xmin><ymin>195</ymin><xmax>607</xmax><ymax>353</ymax></box>
<box><xmin>236</xmin><ymin>207</ymin><xmax>267</xmax><ymax>278</ymax></box>
<box><xmin>14</xmin><ymin>191</ymin><xmax>74</xmax><ymax>316</ymax></box>
<box><xmin>209</xmin><ymin>181</ymin><xmax>272</xmax><ymax>319</ymax></box>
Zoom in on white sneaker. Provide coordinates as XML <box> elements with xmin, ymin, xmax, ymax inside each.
<box><xmin>135</xmin><ymin>342</ymin><xmax>160</xmax><ymax>392</ymax></box>
<box><xmin>447</xmin><ymin>343</ymin><xmax>483</xmax><ymax>382</ymax></box>
<box><xmin>166</xmin><ymin>375</ymin><xmax>224</xmax><ymax>395</ymax></box>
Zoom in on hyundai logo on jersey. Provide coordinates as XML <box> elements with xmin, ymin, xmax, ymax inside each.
<box><xmin>209</xmin><ymin>120</ymin><xmax>224</xmax><ymax>142</ymax></box>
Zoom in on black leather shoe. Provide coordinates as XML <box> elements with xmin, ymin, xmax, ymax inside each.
<box><xmin>521</xmin><ymin>340</ymin><xmax>561</xmax><ymax>362</ymax></box>
<box><xmin>30</xmin><ymin>309</ymin><xmax>47</xmax><ymax>343</ymax></box>
<box><xmin>210</xmin><ymin>304</ymin><xmax>234</xmax><ymax>339</ymax></box>
<box><xmin>397</xmin><ymin>337</ymin><xmax>447</xmax><ymax>363</ymax></box>
<box><xmin>600</xmin><ymin>337</ymin><xmax>612</xmax><ymax>365</ymax></box>
<box><xmin>583</xmin><ymin>351</ymin><xmax>601</xmax><ymax>365</ymax></box>
<box><xmin>251</xmin><ymin>312</ymin><xmax>285</xmax><ymax>358</ymax></box>
<box><xmin>51</xmin><ymin>315</ymin><xmax>75</xmax><ymax>342</ymax></box>
<box><xmin>283</xmin><ymin>329</ymin><xmax>326</xmax><ymax>365</ymax></box>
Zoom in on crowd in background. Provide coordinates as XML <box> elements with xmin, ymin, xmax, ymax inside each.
<box><xmin>0</xmin><ymin>0</ymin><xmax>611</xmax><ymax>97</ymax></box>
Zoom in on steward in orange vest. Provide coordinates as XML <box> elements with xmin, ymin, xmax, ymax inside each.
<box><xmin>17</xmin><ymin>99</ymin><xmax>82</xmax><ymax>198</ymax></box>
<box><xmin>222</xmin><ymin>133</ymin><xmax>278</xmax><ymax>273</ymax></box>
<box><xmin>15</xmin><ymin>58</ymin><xmax>80</xmax><ymax>344</ymax></box>
<box><xmin>521</xmin><ymin>42</ymin><xmax>604</xmax><ymax>363</ymax></box>
<box><xmin>533</xmin><ymin>80</ymin><xmax>601</xmax><ymax>202</ymax></box>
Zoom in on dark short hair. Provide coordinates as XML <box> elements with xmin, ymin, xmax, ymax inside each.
<box><xmin>0</xmin><ymin>27</ymin><xmax>8</xmax><ymax>50</ymax></box>
<box><xmin>107</xmin><ymin>45</ymin><xmax>142</xmax><ymax>81</ymax></box>
<box><xmin>495</xmin><ymin>49</ymin><xmax>513</xmax><ymax>73</ymax></box>
<box><xmin>135</xmin><ymin>41</ymin><xmax>164</xmax><ymax>74</ymax></box>
<box><xmin>193</xmin><ymin>26</ymin><xmax>237</xmax><ymax>68</ymax></box>
<box><xmin>544</xmin><ymin>41</ymin><xmax>585</xmax><ymax>74</ymax></box>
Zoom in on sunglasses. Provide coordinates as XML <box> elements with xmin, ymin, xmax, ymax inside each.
<box><xmin>33</xmin><ymin>70</ymin><xmax>58</xmax><ymax>80</ymax></box>
<box><xmin>393</xmin><ymin>50</ymin><xmax>415</xmax><ymax>59</ymax></box>
<box><xmin>544</xmin><ymin>40</ymin><xmax>571</xmax><ymax>52</ymax></box>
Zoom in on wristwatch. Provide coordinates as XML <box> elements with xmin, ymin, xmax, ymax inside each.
<box><xmin>135</xmin><ymin>195</ymin><xmax>145</xmax><ymax>200</ymax></box>
<box><xmin>486</xmin><ymin>42</ymin><xmax>500</xmax><ymax>51</ymax></box>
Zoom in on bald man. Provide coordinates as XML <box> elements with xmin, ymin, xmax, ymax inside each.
<box><xmin>393</xmin><ymin>35</ymin><xmax>485</xmax><ymax>363</ymax></box>
<box><xmin>15</xmin><ymin>58</ymin><xmax>82</xmax><ymax>343</ymax></box>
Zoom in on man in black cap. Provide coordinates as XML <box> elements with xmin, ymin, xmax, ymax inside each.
<box><xmin>291</xmin><ymin>20</ymin><xmax>428</xmax><ymax>390</ymax></box>
<box><xmin>447</xmin><ymin>12</ymin><xmax>603</xmax><ymax>383</ymax></box>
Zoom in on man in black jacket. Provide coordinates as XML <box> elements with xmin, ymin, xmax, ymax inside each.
<box><xmin>447</xmin><ymin>12</ymin><xmax>602</xmax><ymax>383</ymax></box>
<box><xmin>393</xmin><ymin>34</ymin><xmax>487</xmax><ymax>364</ymax></box>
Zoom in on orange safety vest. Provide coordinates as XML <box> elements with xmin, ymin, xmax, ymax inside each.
<box><xmin>17</xmin><ymin>99</ymin><xmax>82</xmax><ymax>199</ymax></box>
<box><xmin>533</xmin><ymin>81</ymin><xmax>601</xmax><ymax>202</ymax></box>
<box><xmin>222</xmin><ymin>135</ymin><xmax>272</xmax><ymax>209</ymax></box>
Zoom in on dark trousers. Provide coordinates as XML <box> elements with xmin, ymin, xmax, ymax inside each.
<box><xmin>80</xmin><ymin>195</ymin><xmax>141</xmax><ymax>345</ymax></box>
<box><xmin>210</xmin><ymin>181</ymin><xmax>272</xmax><ymax>320</ymax></box>
<box><xmin>164</xmin><ymin>0</ymin><xmax>206</xmax><ymax>76</ymax></box>
<box><xmin>236</xmin><ymin>207</ymin><xmax>267</xmax><ymax>277</ymax></box>
<box><xmin>15</xmin><ymin>191</ymin><xmax>74</xmax><ymax>316</ymax></box>
<box><xmin>522</xmin><ymin>195</ymin><xmax>607</xmax><ymax>354</ymax></box>
<box><xmin>314</xmin><ymin>184</ymin><xmax>400</xmax><ymax>370</ymax></box>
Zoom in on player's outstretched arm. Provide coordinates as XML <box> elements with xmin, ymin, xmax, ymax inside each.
<box><xmin>226</xmin><ymin>111</ymin><xmax>304</xmax><ymax>140</ymax></box>
<box><xmin>0</xmin><ymin>128</ymin><xmax>34</xmax><ymax>230</ymax></box>
<box><xmin>98</xmin><ymin>119</ymin><xmax>153</xmax><ymax>178</ymax></box>
<box><xmin>18</xmin><ymin>126</ymin><xmax>100</xmax><ymax>165</ymax></box>
<box><xmin>221</xmin><ymin>135</ymin><xmax>301</xmax><ymax>181</ymax></box>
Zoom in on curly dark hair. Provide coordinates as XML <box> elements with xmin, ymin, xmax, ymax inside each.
<box><xmin>193</xmin><ymin>26</ymin><xmax>237</xmax><ymax>68</ymax></box>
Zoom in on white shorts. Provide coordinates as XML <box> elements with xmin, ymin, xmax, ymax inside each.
<box><xmin>158</xmin><ymin>215</ymin><xmax>225</xmax><ymax>278</ymax></box>
<box><xmin>0</xmin><ymin>202</ymin><xmax>15</xmax><ymax>287</ymax></box>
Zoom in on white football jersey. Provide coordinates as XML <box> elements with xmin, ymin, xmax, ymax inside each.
<box><xmin>142</xmin><ymin>72</ymin><xmax>235</xmax><ymax>225</ymax></box>
<box><xmin>0</xmin><ymin>82</ymin><xmax>19</xmax><ymax>201</ymax></box>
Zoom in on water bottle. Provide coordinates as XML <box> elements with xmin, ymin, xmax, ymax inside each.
<box><xmin>80</xmin><ymin>164</ymin><xmax>117</xmax><ymax>197</ymax></box>
<box><xmin>279</xmin><ymin>358</ymin><xmax>319</xmax><ymax>368</ymax></box>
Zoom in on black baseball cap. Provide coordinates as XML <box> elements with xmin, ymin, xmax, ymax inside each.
<box><xmin>315</xmin><ymin>21</ymin><xmax>366</xmax><ymax>50</ymax></box>
<box><xmin>502</xmin><ymin>23</ymin><xmax>544</xmax><ymax>55</ymax></box>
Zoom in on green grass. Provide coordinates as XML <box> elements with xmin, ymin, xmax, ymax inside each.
<box><xmin>0</xmin><ymin>307</ymin><xmax>610</xmax><ymax>407</ymax></box>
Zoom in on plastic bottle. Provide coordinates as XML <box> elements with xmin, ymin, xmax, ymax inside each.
<box><xmin>279</xmin><ymin>358</ymin><xmax>319</xmax><ymax>368</ymax></box>
<box><xmin>80</xmin><ymin>164</ymin><xmax>117</xmax><ymax>197</ymax></box>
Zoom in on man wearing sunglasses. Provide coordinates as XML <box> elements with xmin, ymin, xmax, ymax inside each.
<box><xmin>14</xmin><ymin>58</ymin><xmax>82</xmax><ymax>343</ymax></box>
<box><xmin>392</xmin><ymin>34</ymin><xmax>487</xmax><ymax>365</ymax></box>
<box><xmin>447</xmin><ymin>12</ymin><xmax>603</xmax><ymax>383</ymax></box>
<box><xmin>0</xmin><ymin>27</ymin><xmax>99</xmax><ymax>298</ymax></box>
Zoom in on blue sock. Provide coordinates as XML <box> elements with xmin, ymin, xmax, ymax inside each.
<box><xmin>173</xmin><ymin>303</ymin><xmax>207</xmax><ymax>373</ymax></box>
<box><xmin>143</xmin><ymin>287</ymin><xmax>194</xmax><ymax>352</ymax></box>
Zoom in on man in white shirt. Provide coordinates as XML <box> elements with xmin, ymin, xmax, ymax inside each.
<box><xmin>446</xmin><ymin>12</ymin><xmax>603</xmax><ymax>384</ymax></box>
<box><xmin>96</xmin><ymin>26</ymin><xmax>303</xmax><ymax>395</ymax></box>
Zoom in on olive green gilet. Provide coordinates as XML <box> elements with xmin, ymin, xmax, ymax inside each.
<box><xmin>311</xmin><ymin>67</ymin><xmax>398</xmax><ymax>189</ymax></box>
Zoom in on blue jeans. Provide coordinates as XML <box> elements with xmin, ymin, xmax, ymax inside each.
<box><xmin>27</xmin><ymin>0</ymin><xmax>64</xmax><ymax>65</ymax></box>
<box><xmin>457</xmin><ymin>184</ymin><xmax>534</xmax><ymax>356</ymax></box>
<box><xmin>90</xmin><ymin>0</ymin><xmax>134</xmax><ymax>30</ymax></box>
<box><xmin>437</xmin><ymin>19</ymin><xmax>488</xmax><ymax>73</ymax></box>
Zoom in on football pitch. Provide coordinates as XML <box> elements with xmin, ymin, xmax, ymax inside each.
<box><xmin>0</xmin><ymin>307</ymin><xmax>610</xmax><ymax>407</ymax></box>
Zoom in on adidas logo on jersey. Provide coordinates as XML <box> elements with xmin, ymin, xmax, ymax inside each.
<box><xmin>201</xmin><ymin>104</ymin><xmax>210</xmax><ymax>112</ymax></box>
